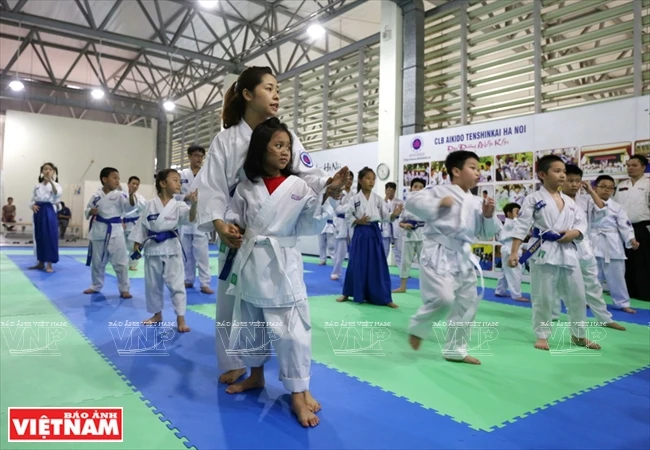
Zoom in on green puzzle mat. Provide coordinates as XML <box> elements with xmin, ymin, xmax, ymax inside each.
<box><xmin>0</xmin><ymin>254</ymin><xmax>189</xmax><ymax>449</ymax></box>
<box><xmin>189</xmin><ymin>292</ymin><xmax>650</xmax><ymax>431</ymax></box>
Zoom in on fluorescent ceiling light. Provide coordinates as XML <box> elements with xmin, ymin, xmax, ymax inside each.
<box><xmin>91</xmin><ymin>88</ymin><xmax>105</xmax><ymax>99</ymax></box>
<box><xmin>307</xmin><ymin>23</ymin><xmax>326</xmax><ymax>39</ymax></box>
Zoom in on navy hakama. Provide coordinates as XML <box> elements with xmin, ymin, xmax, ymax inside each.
<box><xmin>342</xmin><ymin>222</ymin><xmax>392</xmax><ymax>305</ymax></box>
<box><xmin>33</xmin><ymin>201</ymin><xmax>59</xmax><ymax>264</ymax></box>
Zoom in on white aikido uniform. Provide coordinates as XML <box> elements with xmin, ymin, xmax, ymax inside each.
<box><xmin>194</xmin><ymin>120</ymin><xmax>329</xmax><ymax>374</ymax></box>
<box><xmin>129</xmin><ymin>197</ymin><xmax>191</xmax><ymax>317</ymax></box>
<box><xmin>588</xmin><ymin>197</ymin><xmax>636</xmax><ymax>309</ymax></box>
<box><xmin>331</xmin><ymin>190</ymin><xmax>353</xmax><ymax>279</ymax></box>
<box><xmin>225</xmin><ymin>176</ymin><xmax>335</xmax><ymax>393</ymax></box>
<box><xmin>552</xmin><ymin>195</ymin><xmax>614</xmax><ymax>323</ymax></box>
<box><xmin>405</xmin><ymin>184</ymin><xmax>501</xmax><ymax>360</ymax></box>
<box><xmin>399</xmin><ymin>209</ymin><xmax>424</xmax><ymax>279</ymax></box>
<box><xmin>381</xmin><ymin>198</ymin><xmax>403</xmax><ymax>265</ymax></box>
<box><xmin>177</xmin><ymin>168</ymin><xmax>211</xmax><ymax>289</ymax></box>
<box><xmin>85</xmin><ymin>188</ymin><xmax>131</xmax><ymax>293</ymax></box>
<box><xmin>512</xmin><ymin>186</ymin><xmax>589</xmax><ymax>340</ymax></box>
<box><xmin>318</xmin><ymin>219</ymin><xmax>336</xmax><ymax>264</ymax></box>
<box><xmin>123</xmin><ymin>192</ymin><xmax>147</xmax><ymax>270</ymax></box>
<box><xmin>495</xmin><ymin>217</ymin><xmax>524</xmax><ymax>299</ymax></box>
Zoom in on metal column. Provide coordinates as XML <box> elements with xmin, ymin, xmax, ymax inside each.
<box><xmin>400</xmin><ymin>0</ymin><xmax>424</xmax><ymax>135</ymax></box>
<box><xmin>321</xmin><ymin>62</ymin><xmax>329</xmax><ymax>149</ymax></box>
<box><xmin>459</xmin><ymin>6</ymin><xmax>468</xmax><ymax>124</ymax></box>
<box><xmin>357</xmin><ymin>46</ymin><xmax>366</xmax><ymax>143</ymax></box>
<box><xmin>533</xmin><ymin>0</ymin><xmax>543</xmax><ymax>113</ymax></box>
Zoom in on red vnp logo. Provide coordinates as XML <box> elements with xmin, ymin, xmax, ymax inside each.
<box><xmin>8</xmin><ymin>407</ymin><xmax>123</xmax><ymax>442</ymax></box>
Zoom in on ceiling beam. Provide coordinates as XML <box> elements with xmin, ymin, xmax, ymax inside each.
<box><xmin>0</xmin><ymin>10</ymin><xmax>238</xmax><ymax>70</ymax></box>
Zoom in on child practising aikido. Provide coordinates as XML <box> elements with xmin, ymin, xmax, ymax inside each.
<box><xmin>83</xmin><ymin>167</ymin><xmax>133</xmax><ymax>298</ymax></box>
<box><xmin>393</xmin><ymin>177</ymin><xmax>426</xmax><ymax>293</ymax></box>
<box><xmin>551</xmin><ymin>166</ymin><xmax>625</xmax><ymax>330</ymax></box>
<box><xmin>129</xmin><ymin>169</ymin><xmax>197</xmax><ymax>333</ymax></box>
<box><xmin>589</xmin><ymin>174</ymin><xmax>639</xmax><ymax>314</ymax></box>
<box><xmin>336</xmin><ymin>167</ymin><xmax>401</xmax><ymax>308</ymax></box>
<box><xmin>123</xmin><ymin>176</ymin><xmax>147</xmax><ymax>271</ymax></box>
<box><xmin>494</xmin><ymin>202</ymin><xmax>528</xmax><ymax>302</ymax></box>
<box><xmin>509</xmin><ymin>155</ymin><xmax>601</xmax><ymax>351</ymax></box>
<box><xmin>224</xmin><ymin>118</ymin><xmax>348</xmax><ymax>427</ymax></box>
<box><xmin>406</xmin><ymin>151</ymin><xmax>501</xmax><ymax>364</ymax></box>
<box><xmin>330</xmin><ymin>172</ymin><xmax>354</xmax><ymax>280</ymax></box>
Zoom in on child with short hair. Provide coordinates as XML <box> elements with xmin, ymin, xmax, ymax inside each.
<box><xmin>551</xmin><ymin>166</ymin><xmax>626</xmax><ymax>330</ymax></box>
<box><xmin>406</xmin><ymin>151</ymin><xmax>501</xmax><ymax>364</ymax></box>
<box><xmin>224</xmin><ymin>117</ymin><xmax>348</xmax><ymax>427</ymax></box>
<box><xmin>330</xmin><ymin>172</ymin><xmax>354</xmax><ymax>280</ymax></box>
<box><xmin>393</xmin><ymin>177</ymin><xmax>426</xmax><ymax>293</ymax></box>
<box><xmin>83</xmin><ymin>167</ymin><xmax>133</xmax><ymax>298</ymax></box>
<box><xmin>495</xmin><ymin>202</ymin><xmax>528</xmax><ymax>302</ymax></box>
<box><xmin>382</xmin><ymin>182</ymin><xmax>402</xmax><ymax>265</ymax></box>
<box><xmin>129</xmin><ymin>169</ymin><xmax>197</xmax><ymax>333</ymax></box>
<box><xmin>123</xmin><ymin>176</ymin><xmax>147</xmax><ymax>271</ymax></box>
<box><xmin>589</xmin><ymin>174</ymin><xmax>639</xmax><ymax>314</ymax></box>
<box><xmin>336</xmin><ymin>168</ymin><xmax>401</xmax><ymax>308</ymax></box>
<box><xmin>509</xmin><ymin>155</ymin><xmax>600</xmax><ymax>351</ymax></box>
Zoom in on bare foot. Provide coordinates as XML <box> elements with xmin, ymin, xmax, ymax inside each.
<box><xmin>446</xmin><ymin>355</ymin><xmax>481</xmax><ymax>365</ymax></box>
<box><xmin>292</xmin><ymin>393</ymin><xmax>319</xmax><ymax>427</ymax></box>
<box><xmin>571</xmin><ymin>336</ymin><xmax>601</xmax><ymax>350</ymax></box>
<box><xmin>142</xmin><ymin>312</ymin><xmax>162</xmax><ymax>326</ymax></box>
<box><xmin>392</xmin><ymin>288</ymin><xmax>407</xmax><ymax>293</ymax></box>
<box><xmin>83</xmin><ymin>288</ymin><xmax>99</xmax><ymax>294</ymax></box>
<box><xmin>129</xmin><ymin>267</ymin><xmax>138</xmax><ymax>271</ymax></box>
<box><xmin>318</xmin><ymin>261</ymin><xmax>326</xmax><ymax>266</ymax></box>
<box><xmin>185</xmin><ymin>283</ymin><xmax>193</xmax><ymax>289</ymax></box>
<box><xmin>120</xmin><ymin>292</ymin><xmax>132</xmax><ymax>299</ymax></box>
<box><xmin>219</xmin><ymin>368</ymin><xmax>247</xmax><ymax>385</ymax></box>
<box><xmin>226</xmin><ymin>367</ymin><xmax>265</xmax><ymax>394</ymax></box>
<box><xmin>514</xmin><ymin>296</ymin><xmax>530</xmax><ymax>302</ymax></box>
<box><xmin>605</xmin><ymin>322</ymin><xmax>626</xmax><ymax>331</ymax></box>
<box><xmin>330</xmin><ymin>275</ymin><xmax>339</xmax><ymax>280</ymax></box>
<box><xmin>409</xmin><ymin>334</ymin><xmax>422</xmax><ymax>350</ymax></box>
<box><xmin>534</xmin><ymin>338</ymin><xmax>550</xmax><ymax>351</ymax></box>
<box><xmin>303</xmin><ymin>391</ymin><xmax>321</xmax><ymax>413</ymax></box>
<box><xmin>200</xmin><ymin>286</ymin><xmax>214</xmax><ymax>294</ymax></box>
<box><xmin>336</xmin><ymin>295</ymin><xmax>348</xmax><ymax>303</ymax></box>
<box><xmin>45</xmin><ymin>267</ymin><xmax>54</xmax><ymax>273</ymax></box>
<box><xmin>177</xmin><ymin>316</ymin><xmax>190</xmax><ymax>332</ymax></box>
<box><xmin>28</xmin><ymin>263</ymin><xmax>44</xmax><ymax>270</ymax></box>
<box><xmin>621</xmin><ymin>307</ymin><xmax>636</xmax><ymax>314</ymax></box>
<box><xmin>387</xmin><ymin>302</ymin><xmax>399</xmax><ymax>308</ymax></box>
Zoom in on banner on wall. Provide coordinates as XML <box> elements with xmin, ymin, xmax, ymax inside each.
<box><xmin>398</xmin><ymin>95</ymin><xmax>650</xmax><ymax>279</ymax></box>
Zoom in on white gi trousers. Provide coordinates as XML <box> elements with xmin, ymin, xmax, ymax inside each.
<box><xmin>552</xmin><ymin>257</ymin><xmax>613</xmax><ymax>323</ymax></box>
<box><xmin>182</xmin><ymin>232</ymin><xmax>211</xmax><ymax>287</ymax></box>
<box><xmin>596</xmin><ymin>258</ymin><xmax>631</xmax><ymax>309</ymax></box>
<box><xmin>215</xmin><ymin>250</ymin><xmax>245</xmax><ymax>373</ymax></box>
<box><xmin>319</xmin><ymin>232</ymin><xmax>335</xmax><ymax>262</ymax></box>
<box><xmin>400</xmin><ymin>241</ymin><xmax>422</xmax><ymax>279</ymax></box>
<box><xmin>231</xmin><ymin>298</ymin><xmax>311</xmax><ymax>393</ymax></box>
<box><xmin>495</xmin><ymin>248</ymin><xmax>523</xmax><ymax>298</ymax></box>
<box><xmin>530</xmin><ymin>263</ymin><xmax>587</xmax><ymax>339</ymax></box>
<box><xmin>145</xmin><ymin>255</ymin><xmax>186</xmax><ymax>316</ymax></box>
<box><xmin>408</xmin><ymin>265</ymin><xmax>479</xmax><ymax>361</ymax></box>
<box><xmin>89</xmin><ymin>237</ymin><xmax>130</xmax><ymax>293</ymax></box>
<box><xmin>331</xmin><ymin>238</ymin><xmax>348</xmax><ymax>278</ymax></box>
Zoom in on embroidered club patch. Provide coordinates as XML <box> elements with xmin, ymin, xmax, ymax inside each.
<box><xmin>534</xmin><ymin>200</ymin><xmax>546</xmax><ymax>210</ymax></box>
<box><xmin>291</xmin><ymin>194</ymin><xmax>304</xmax><ymax>201</ymax></box>
<box><xmin>354</xmin><ymin>201</ymin><xmax>361</xmax><ymax>208</ymax></box>
<box><xmin>231</xmin><ymin>273</ymin><xmax>238</xmax><ymax>286</ymax></box>
<box><xmin>220</xmin><ymin>242</ymin><xmax>227</xmax><ymax>253</ymax></box>
<box><xmin>147</xmin><ymin>214</ymin><xmax>160</xmax><ymax>221</ymax></box>
<box><xmin>300</xmin><ymin>152</ymin><xmax>313</xmax><ymax>168</ymax></box>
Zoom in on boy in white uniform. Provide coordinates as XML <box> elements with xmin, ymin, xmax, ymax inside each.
<box><xmin>177</xmin><ymin>145</ymin><xmax>213</xmax><ymax>294</ymax></box>
<box><xmin>381</xmin><ymin>182</ymin><xmax>400</xmax><ymax>264</ymax></box>
<box><xmin>393</xmin><ymin>177</ymin><xmax>426</xmax><ymax>293</ymax></box>
<box><xmin>330</xmin><ymin>172</ymin><xmax>354</xmax><ymax>280</ymax></box>
<box><xmin>406</xmin><ymin>151</ymin><xmax>501</xmax><ymax>365</ymax></box>
<box><xmin>550</xmin><ymin>166</ymin><xmax>625</xmax><ymax>330</ymax></box>
<box><xmin>495</xmin><ymin>202</ymin><xmax>528</xmax><ymax>302</ymax></box>
<box><xmin>508</xmin><ymin>155</ymin><xmax>600</xmax><ymax>351</ymax></box>
<box><xmin>130</xmin><ymin>169</ymin><xmax>198</xmax><ymax>332</ymax></box>
<box><xmin>83</xmin><ymin>167</ymin><xmax>133</xmax><ymax>298</ymax></box>
<box><xmin>589</xmin><ymin>174</ymin><xmax>639</xmax><ymax>313</ymax></box>
<box><xmin>317</xmin><ymin>218</ymin><xmax>336</xmax><ymax>265</ymax></box>
<box><xmin>123</xmin><ymin>176</ymin><xmax>147</xmax><ymax>271</ymax></box>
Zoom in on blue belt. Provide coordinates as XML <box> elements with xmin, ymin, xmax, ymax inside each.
<box><xmin>86</xmin><ymin>215</ymin><xmax>123</xmax><ymax>266</ymax></box>
<box><xmin>518</xmin><ymin>228</ymin><xmax>564</xmax><ymax>264</ymax></box>
<box><xmin>327</xmin><ymin>220</ymin><xmax>333</xmax><ymax>224</ymax></box>
<box><xmin>124</xmin><ymin>217</ymin><xmax>138</xmax><ymax>224</ymax></box>
<box><xmin>131</xmin><ymin>229</ymin><xmax>186</xmax><ymax>261</ymax></box>
<box><xmin>219</xmin><ymin>187</ymin><xmax>239</xmax><ymax>281</ymax></box>
<box><xmin>336</xmin><ymin>214</ymin><xmax>345</xmax><ymax>219</ymax></box>
<box><xmin>404</xmin><ymin>220</ymin><xmax>425</xmax><ymax>230</ymax></box>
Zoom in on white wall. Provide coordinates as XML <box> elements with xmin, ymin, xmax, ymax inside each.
<box><xmin>1</xmin><ymin>110</ymin><xmax>156</xmax><ymax>227</ymax></box>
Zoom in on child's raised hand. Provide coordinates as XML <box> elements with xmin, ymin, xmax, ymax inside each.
<box><xmin>394</xmin><ymin>203</ymin><xmax>404</xmax><ymax>215</ymax></box>
<box><xmin>188</xmin><ymin>190</ymin><xmax>198</xmax><ymax>204</ymax></box>
<box><xmin>329</xmin><ymin>167</ymin><xmax>350</xmax><ymax>191</ymax></box>
<box><xmin>482</xmin><ymin>196</ymin><xmax>496</xmax><ymax>218</ymax></box>
<box><xmin>581</xmin><ymin>181</ymin><xmax>594</xmax><ymax>193</ymax></box>
<box><xmin>440</xmin><ymin>196</ymin><xmax>454</xmax><ymax>208</ymax></box>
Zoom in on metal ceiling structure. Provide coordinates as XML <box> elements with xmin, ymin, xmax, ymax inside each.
<box><xmin>0</xmin><ymin>0</ymin><xmax>387</xmax><ymax>124</ymax></box>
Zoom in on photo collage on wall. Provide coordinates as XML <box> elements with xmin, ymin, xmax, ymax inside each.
<box><xmin>401</xmin><ymin>138</ymin><xmax>648</xmax><ymax>275</ymax></box>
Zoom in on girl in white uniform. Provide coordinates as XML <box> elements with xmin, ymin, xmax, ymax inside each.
<box><xmin>224</xmin><ymin>118</ymin><xmax>346</xmax><ymax>427</ymax></box>
<box><xmin>130</xmin><ymin>169</ymin><xmax>197</xmax><ymax>333</ymax></box>
<box><xmin>29</xmin><ymin>162</ymin><xmax>62</xmax><ymax>273</ymax></box>
<box><xmin>194</xmin><ymin>67</ymin><xmax>342</xmax><ymax>404</ymax></box>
